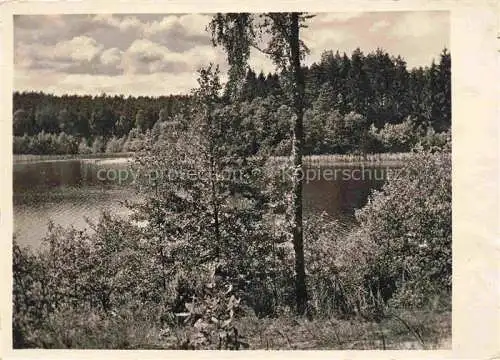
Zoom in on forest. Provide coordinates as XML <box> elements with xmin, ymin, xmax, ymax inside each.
<box><xmin>13</xmin><ymin>47</ymin><xmax>451</xmax><ymax>156</ymax></box>
<box><xmin>13</xmin><ymin>13</ymin><xmax>452</xmax><ymax>350</ymax></box>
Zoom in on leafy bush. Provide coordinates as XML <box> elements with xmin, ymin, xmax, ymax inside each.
<box><xmin>302</xmin><ymin>151</ymin><xmax>451</xmax><ymax>317</ymax></box>
<box><xmin>415</xmin><ymin>128</ymin><xmax>451</xmax><ymax>153</ymax></box>
<box><xmin>130</xmin><ymin>78</ymin><xmax>294</xmax><ymax>319</ymax></box>
<box><xmin>370</xmin><ymin>117</ymin><xmax>418</xmax><ymax>153</ymax></box>
<box><xmin>91</xmin><ymin>136</ymin><xmax>105</xmax><ymax>154</ymax></box>
<box><xmin>12</xmin><ymin>214</ymin><xmax>168</xmax><ymax>347</ymax></box>
<box><xmin>12</xmin><ymin>148</ymin><xmax>451</xmax><ymax>348</ymax></box>
<box><xmin>355</xmin><ymin>151</ymin><xmax>452</xmax><ymax>309</ymax></box>
<box><xmin>13</xmin><ymin>135</ymin><xmax>31</xmax><ymax>154</ymax></box>
<box><xmin>56</xmin><ymin>132</ymin><xmax>79</xmax><ymax>154</ymax></box>
<box><xmin>105</xmin><ymin>136</ymin><xmax>126</xmax><ymax>153</ymax></box>
<box><xmin>78</xmin><ymin>138</ymin><xmax>92</xmax><ymax>154</ymax></box>
<box><xmin>123</xmin><ymin>128</ymin><xmax>147</xmax><ymax>152</ymax></box>
<box><xmin>13</xmin><ymin>132</ymin><xmax>80</xmax><ymax>155</ymax></box>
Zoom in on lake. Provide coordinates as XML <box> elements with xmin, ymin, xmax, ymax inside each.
<box><xmin>13</xmin><ymin>156</ymin><xmax>394</xmax><ymax>250</ymax></box>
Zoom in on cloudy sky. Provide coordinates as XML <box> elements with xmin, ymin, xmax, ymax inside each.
<box><xmin>14</xmin><ymin>11</ymin><xmax>449</xmax><ymax>97</ymax></box>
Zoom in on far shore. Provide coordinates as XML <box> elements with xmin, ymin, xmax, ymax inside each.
<box><xmin>13</xmin><ymin>152</ymin><xmax>413</xmax><ymax>166</ymax></box>
<box><xmin>13</xmin><ymin>152</ymin><xmax>135</xmax><ymax>164</ymax></box>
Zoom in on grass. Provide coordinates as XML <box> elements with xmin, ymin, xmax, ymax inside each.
<box><xmin>20</xmin><ymin>306</ymin><xmax>450</xmax><ymax>350</ymax></box>
<box><xmin>237</xmin><ymin>310</ymin><xmax>451</xmax><ymax>350</ymax></box>
<box><xmin>264</xmin><ymin>153</ymin><xmax>413</xmax><ymax>170</ymax></box>
<box><xmin>304</xmin><ymin>152</ymin><xmax>414</xmax><ymax>165</ymax></box>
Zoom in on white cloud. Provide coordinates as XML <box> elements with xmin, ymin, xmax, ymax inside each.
<box><xmin>14</xmin><ymin>12</ymin><xmax>449</xmax><ymax>95</ymax></box>
<box><xmin>248</xmin><ymin>48</ymin><xmax>275</xmax><ymax>74</ymax></box>
<box><xmin>92</xmin><ymin>14</ymin><xmax>142</xmax><ymax>32</ymax></box>
<box><xmin>391</xmin><ymin>12</ymin><xmax>440</xmax><ymax>38</ymax></box>
<box><xmin>369</xmin><ymin>20</ymin><xmax>390</xmax><ymax>33</ymax></box>
<box><xmin>53</xmin><ymin>36</ymin><xmax>104</xmax><ymax>62</ymax></box>
<box><xmin>302</xmin><ymin>19</ymin><xmax>352</xmax><ymax>65</ymax></box>
<box><xmin>120</xmin><ymin>38</ymin><xmax>224</xmax><ymax>74</ymax></box>
<box><xmin>100</xmin><ymin>47</ymin><xmax>123</xmax><ymax>66</ymax></box>
<box><xmin>15</xmin><ymin>68</ymin><xmax>200</xmax><ymax>96</ymax></box>
<box><xmin>317</xmin><ymin>12</ymin><xmax>364</xmax><ymax>23</ymax></box>
<box><xmin>144</xmin><ymin>14</ymin><xmax>211</xmax><ymax>38</ymax></box>
<box><xmin>15</xmin><ymin>35</ymin><xmax>104</xmax><ymax>67</ymax></box>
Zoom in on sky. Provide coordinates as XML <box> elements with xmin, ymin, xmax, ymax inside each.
<box><xmin>14</xmin><ymin>12</ymin><xmax>449</xmax><ymax>97</ymax></box>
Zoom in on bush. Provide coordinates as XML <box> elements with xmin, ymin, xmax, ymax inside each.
<box><xmin>91</xmin><ymin>136</ymin><xmax>105</xmax><ymax>154</ymax></box>
<box><xmin>13</xmin><ymin>133</ymin><xmax>81</xmax><ymax>155</ymax></box>
<box><xmin>78</xmin><ymin>138</ymin><xmax>92</xmax><ymax>154</ymax></box>
<box><xmin>12</xmin><ymin>214</ymin><xmax>168</xmax><ymax>347</ymax></box>
<box><xmin>415</xmin><ymin>128</ymin><xmax>451</xmax><ymax>153</ymax></box>
<box><xmin>105</xmin><ymin>136</ymin><xmax>126</xmax><ymax>153</ymax></box>
<box><xmin>13</xmin><ymin>135</ymin><xmax>31</xmax><ymax>154</ymax></box>
<box><xmin>355</xmin><ymin>151</ymin><xmax>451</xmax><ymax>309</ymax></box>
<box><xmin>370</xmin><ymin>117</ymin><xmax>418</xmax><ymax>153</ymax></box>
<box><xmin>302</xmin><ymin>150</ymin><xmax>451</xmax><ymax>317</ymax></box>
<box><xmin>123</xmin><ymin>128</ymin><xmax>146</xmax><ymax>152</ymax></box>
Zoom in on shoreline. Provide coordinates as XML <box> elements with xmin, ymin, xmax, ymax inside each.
<box><xmin>13</xmin><ymin>152</ymin><xmax>415</xmax><ymax>165</ymax></box>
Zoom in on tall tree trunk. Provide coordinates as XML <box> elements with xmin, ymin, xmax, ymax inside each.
<box><xmin>290</xmin><ymin>12</ymin><xmax>308</xmax><ymax>316</ymax></box>
<box><xmin>210</xmin><ymin>155</ymin><xmax>221</xmax><ymax>258</ymax></box>
<box><xmin>208</xmin><ymin>110</ymin><xmax>221</xmax><ymax>259</ymax></box>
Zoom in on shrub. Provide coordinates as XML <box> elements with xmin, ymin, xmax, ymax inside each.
<box><xmin>13</xmin><ymin>133</ymin><xmax>80</xmax><ymax>155</ymax></box>
<box><xmin>302</xmin><ymin>150</ymin><xmax>451</xmax><ymax>317</ymax></box>
<box><xmin>415</xmin><ymin>128</ymin><xmax>451</xmax><ymax>153</ymax></box>
<box><xmin>13</xmin><ymin>135</ymin><xmax>31</xmax><ymax>154</ymax></box>
<box><xmin>370</xmin><ymin>117</ymin><xmax>418</xmax><ymax>153</ymax></box>
<box><xmin>56</xmin><ymin>132</ymin><xmax>79</xmax><ymax>154</ymax></box>
<box><xmin>91</xmin><ymin>136</ymin><xmax>105</xmax><ymax>154</ymax></box>
<box><xmin>355</xmin><ymin>151</ymin><xmax>451</xmax><ymax>309</ymax></box>
<box><xmin>105</xmin><ymin>136</ymin><xmax>126</xmax><ymax>153</ymax></box>
<box><xmin>304</xmin><ymin>214</ymin><xmax>383</xmax><ymax>317</ymax></box>
<box><xmin>12</xmin><ymin>214</ymin><xmax>167</xmax><ymax>347</ymax></box>
<box><xmin>78</xmin><ymin>138</ymin><xmax>92</xmax><ymax>154</ymax></box>
<box><xmin>123</xmin><ymin>128</ymin><xmax>146</xmax><ymax>152</ymax></box>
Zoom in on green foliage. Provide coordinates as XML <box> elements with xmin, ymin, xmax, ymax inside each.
<box><xmin>12</xmin><ymin>19</ymin><xmax>452</xmax><ymax>348</ymax></box>
<box><xmin>77</xmin><ymin>138</ymin><xmax>92</xmax><ymax>154</ymax></box>
<box><xmin>105</xmin><ymin>136</ymin><xmax>126</xmax><ymax>153</ymax></box>
<box><xmin>12</xmin><ymin>145</ymin><xmax>451</xmax><ymax>348</ymax></box>
<box><xmin>300</xmin><ymin>151</ymin><xmax>451</xmax><ymax>318</ymax></box>
<box><xmin>13</xmin><ymin>108</ymin><xmax>33</xmax><ymax>136</ymax></box>
<box><xmin>123</xmin><ymin>128</ymin><xmax>147</xmax><ymax>152</ymax></box>
<box><xmin>355</xmin><ymin>152</ymin><xmax>452</xmax><ymax>309</ymax></box>
<box><xmin>13</xmin><ymin>213</ymin><xmax>169</xmax><ymax>347</ymax></box>
<box><xmin>115</xmin><ymin>114</ymin><xmax>132</xmax><ymax>136</ymax></box>
<box><xmin>13</xmin><ymin>131</ymin><xmax>80</xmax><ymax>155</ymax></box>
<box><xmin>91</xmin><ymin>136</ymin><xmax>105</xmax><ymax>154</ymax></box>
<box><xmin>12</xmin><ymin>45</ymin><xmax>451</xmax><ymax>150</ymax></box>
<box><xmin>415</xmin><ymin>127</ymin><xmax>451</xmax><ymax>153</ymax></box>
<box><xmin>13</xmin><ymin>134</ymin><xmax>32</xmax><ymax>154</ymax></box>
<box><xmin>369</xmin><ymin>117</ymin><xmax>418</xmax><ymax>153</ymax></box>
<box><xmin>130</xmin><ymin>65</ymin><xmax>294</xmax><ymax>318</ymax></box>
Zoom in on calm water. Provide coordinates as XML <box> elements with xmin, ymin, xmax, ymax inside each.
<box><xmin>13</xmin><ymin>157</ymin><xmax>391</xmax><ymax>249</ymax></box>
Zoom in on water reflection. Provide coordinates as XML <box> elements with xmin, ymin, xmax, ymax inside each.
<box><xmin>13</xmin><ymin>158</ymin><xmax>392</xmax><ymax>249</ymax></box>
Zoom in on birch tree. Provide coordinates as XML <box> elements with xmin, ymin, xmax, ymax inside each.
<box><xmin>209</xmin><ymin>12</ymin><xmax>313</xmax><ymax>315</ymax></box>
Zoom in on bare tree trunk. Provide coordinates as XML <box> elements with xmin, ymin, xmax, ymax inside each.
<box><xmin>210</xmin><ymin>155</ymin><xmax>221</xmax><ymax>258</ymax></box>
<box><xmin>290</xmin><ymin>12</ymin><xmax>308</xmax><ymax>316</ymax></box>
<box><xmin>208</xmin><ymin>110</ymin><xmax>221</xmax><ymax>259</ymax></box>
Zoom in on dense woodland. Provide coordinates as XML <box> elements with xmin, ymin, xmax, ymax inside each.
<box><xmin>13</xmin><ymin>47</ymin><xmax>451</xmax><ymax>155</ymax></box>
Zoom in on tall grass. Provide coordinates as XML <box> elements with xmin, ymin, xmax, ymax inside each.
<box><xmin>13</xmin><ymin>152</ymin><xmax>134</xmax><ymax>163</ymax></box>
<box><xmin>270</xmin><ymin>153</ymin><xmax>414</xmax><ymax>166</ymax></box>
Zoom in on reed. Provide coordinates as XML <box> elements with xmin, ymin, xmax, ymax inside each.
<box><xmin>270</xmin><ymin>153</ymin><xmax>414</xmax><ymax>166</ymax></box>
<box><xmin>13</xmin><ymin>152</ymin><xmax>135</xmax><ymax>163</ymax></box>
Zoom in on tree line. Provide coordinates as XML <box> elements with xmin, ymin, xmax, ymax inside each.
<box><xmin>13</xmin><ymin>47</ymin><xmax>451</xmax><ymax>156</ymax></box>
